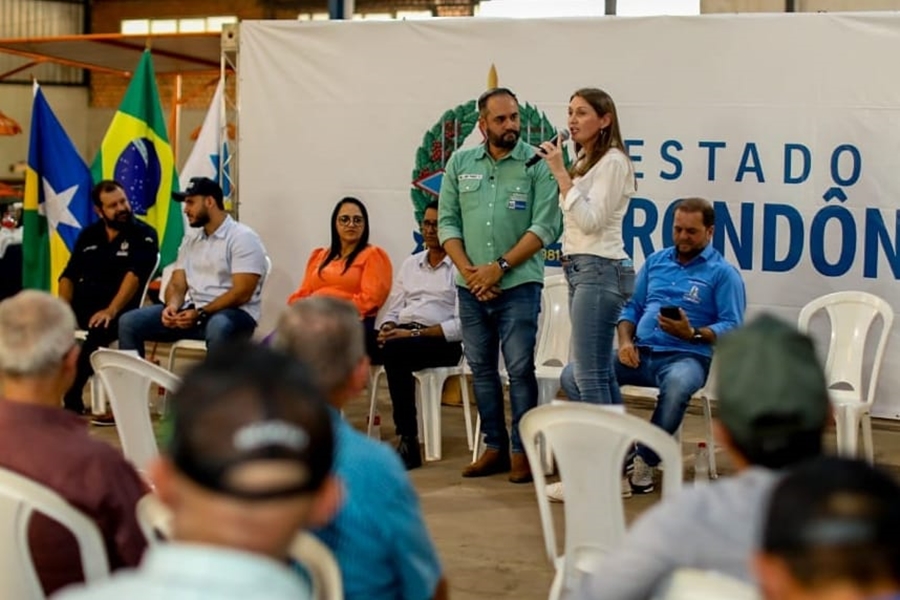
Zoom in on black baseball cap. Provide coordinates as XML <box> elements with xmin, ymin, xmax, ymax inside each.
<box><xmin>172</xmin><ymin>176</ymin><xmax>224</xmax><ymax>205</ymax></box>
<box><xmin>167</xmin><ymin>342</ymin><xmax>334</xmax><ymax>501</ymax></box>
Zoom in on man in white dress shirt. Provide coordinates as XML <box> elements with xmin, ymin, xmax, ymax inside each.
<box><xmin>376</xmin><ymin>202</ymin><xmax>463</xmax><ymax>469</ymax></box>
<box><xmin>118</xmin><ymin>177</ymin><xmax>268</xmax><ymax>356</ymax></box>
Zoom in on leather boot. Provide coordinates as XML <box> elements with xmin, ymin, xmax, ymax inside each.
<box><xmin>462</xmin><ymin>448</ymin><xmax>511</xmax><ymax>478</ymax></box>
<box><xmin>509</xmin><ymin>452</ymin><xmax>533</xmax><ymax>484</ymax></box>
<box><xmin>396</xmin><ymin>436</ymin><xmax>422</xmax><ymax>470</ymax></box>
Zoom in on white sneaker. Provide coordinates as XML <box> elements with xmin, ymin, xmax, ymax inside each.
<box><xmin>547</xmin><ymin>480</ymin><xmax>633</xmax><ymax>501</ymax></box>
<box><xmin>630</xmin><ymin>456</ymin><xmax>655</xmax><ymax>494</ymax></box>
<box><xmin>546</xmin><ymin>482</ymin><xmax>565</xmax><ymax>502</ymax></box>
<box><xmin>621</xmin><ymin>477</ymin><xmax>633</xmax><ymax>499</ymax></box>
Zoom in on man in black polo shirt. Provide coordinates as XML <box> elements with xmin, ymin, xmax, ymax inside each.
<box><xmin>59</xmin><ymin>180</ymin><xmax>158</xmax><ymax>415</ymax></box>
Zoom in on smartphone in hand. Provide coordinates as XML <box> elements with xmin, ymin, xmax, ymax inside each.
<box><xmin>659</xmin><ymin>305</ymin><xmax>682</xmax><ymax>320</ymax></box>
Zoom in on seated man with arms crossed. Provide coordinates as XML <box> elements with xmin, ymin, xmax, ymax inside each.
<box><xmin>377</xmin><ymin>201</ymin><xmax>463</xmax><ymax>469</ymax></box>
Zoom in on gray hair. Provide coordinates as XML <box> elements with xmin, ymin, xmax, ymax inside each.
<box><xmin>0</xmin><ymin>290</ymin><xmax>76</xmax><ymax>377</ymax></box>
<box><xmin>272</xmin><ymin>296</ymin><xmax>366</xmax><ymax>395</ymax></box>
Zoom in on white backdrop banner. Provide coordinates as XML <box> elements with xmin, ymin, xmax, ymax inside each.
<box><xmin>239</xmin><ymin>14</ymin><xmax>900</xmax><ymax>418</ymax></box>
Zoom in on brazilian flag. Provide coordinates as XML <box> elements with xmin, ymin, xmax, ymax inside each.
<box><xmin>91</xmin><ymin>50</ymin><xmax>183</xmax><ymax>267</ymax></box>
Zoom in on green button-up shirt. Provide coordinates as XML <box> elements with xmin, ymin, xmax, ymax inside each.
<box><xmin>438</xmin><ymin>140</ymin><xmax>562</xmax><ymax>290</ymax></box>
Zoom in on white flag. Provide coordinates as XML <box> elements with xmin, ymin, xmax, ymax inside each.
<box><xmin>180</xmin><ymin>79</ymin><xmax>230</xmax><ymax>206</ymax></box>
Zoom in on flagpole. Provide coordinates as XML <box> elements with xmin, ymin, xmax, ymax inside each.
<box><xmin>173</xmin><ymin>73</ymin><xmax>182</xmax><ymax>168</ymax></box>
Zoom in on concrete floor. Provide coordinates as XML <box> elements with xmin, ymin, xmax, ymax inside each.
<box><xmin>86</xmin><ymin>357</ymin><xmax>900</xmax><ymax>600</ymax></box>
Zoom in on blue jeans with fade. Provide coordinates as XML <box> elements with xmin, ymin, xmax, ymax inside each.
<box><xmin>563</xmin><ymin>254</ymin><xmax>634</xmax><ymax>405</ymax></box>
<box><xmin>118</xmin><ymin>304</ymin><xmax>257</xmax><ymax>358</ymax></box>
<box><xmin>561</xmin><ymin>348</ymin><xmax>710</xmax><ymax>466</ymax></box>
<box><xmin>458</xmin><ymin>282</ymin><xmax>541</xmax><ymax>454</ymax></box>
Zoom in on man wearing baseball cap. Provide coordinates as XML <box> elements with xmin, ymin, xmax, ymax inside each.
<box><xmin>56</xmin><ymin>342</ymin><xmax>340</xmax><ymax>599</ymax></box>
<box><xmin>755</xmin><ymin>456</ymin><xmax>900</xmax><ymax>600</ymax></box>
<box><xmin>118</xmin><ymin>176</ymin><xmax>268</xmax><ymax>357</ymax></box>
<box><xmin>569</xmin><ymin>314</ymin><xmax>832</xmax><ymax>600</ymax></box>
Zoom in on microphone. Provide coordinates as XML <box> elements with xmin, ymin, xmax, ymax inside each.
<box><xmin>525</xmin><ymin>130</ymin><xmax>570</xmax><ymax>168</ymax></box>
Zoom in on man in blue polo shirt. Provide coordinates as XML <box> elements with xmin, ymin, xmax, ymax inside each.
<box><xmin>273</xmin><ymin>296</ymin><xmax>447</xmax><ymax>600</ymax></box>
<box><xmin>561</xmin><ymin>196</ymin><xmax>746</xmax><ymax>496</ymax></box>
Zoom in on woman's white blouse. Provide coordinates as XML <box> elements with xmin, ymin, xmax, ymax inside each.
<box><xmin>559</xmin><ymin>147</ymin><xmax>635</xmax><ymax>259</ymax></box>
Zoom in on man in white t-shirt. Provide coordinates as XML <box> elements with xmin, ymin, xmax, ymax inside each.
<box><xmin>118</xmin><ymin>177</ymin><xmax>267</xmax><ymax>356</ymax></box>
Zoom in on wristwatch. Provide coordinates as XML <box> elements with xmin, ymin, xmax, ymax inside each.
<box><xmin>411</xmin><ymin>329</ymin><xmax>422</xmax><ymax>338</ymax></box>
<box><xmin>690</xmin><ymin>327</ymin><xmax>703</xmax><ymax>344</ymax></box>
<box><xmin>496</xmin><ymin>256</ymin><xmax>512</xmax><ymax>273</ymax></box>
<box><xmin>196</xmin><ymin>308</ymin><xmax>209</xmax><ymax>326</ymax></box>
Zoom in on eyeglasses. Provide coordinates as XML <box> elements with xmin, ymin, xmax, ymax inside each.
<box><xmin>421</xmin><ymin>220</ymin><xmax>438</xmax><ymax>230</ymax></box>
<box><xmin>337</xmin><ymin>215</ymin><xmax>364</xmax><ymax>226</ymax></box>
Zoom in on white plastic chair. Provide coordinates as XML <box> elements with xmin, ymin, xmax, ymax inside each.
<box><xmin>134</xmin><ymin>494</ymin><xmax>342</xmax><ymax>600</ymax></box>
<box><xmin>367</xmin><ymin>357</ymin><xmax>474</xmax><ymax>460</ymax></box>
<box><xmin>653</xmin><ymin>568</ymin><xmax>760</xmax><ymax>600</ymax></box>
<box><xmin>519</xmin><ymin>402</ymin><xmax>683</xmax><ymax>600</ymax></box>
<box><xmin>135</xmin><ymin>493</ymin><xmax>172</xmax><ymax>546</ymax></box>
<box><xmin>797</xmin><ymin>291</ymin><xmax>893</xmax><ymax>463</ymax></box>
<box><xmin>165</xmin><ymin>255</ymin><xmax>272</xmax><ymax>373</ymax></box>
<box><xmin>290</xmin><ymin>532</ymin><xmax>345</xmax><ymax>600</ymax></box>
<box><xmin>75</xmin><ymin>252</ymin><xmax>161</xmax><ymax>415</ymax></box>
<box><xmin>91</xmin><ymin>349</ymin><xmax>182</xmax><ymax>474</ymax></box>
<box><xmin>0</xmin><ymin>466</ymin><xmax>110</xmax><ymax>599</ymax></box>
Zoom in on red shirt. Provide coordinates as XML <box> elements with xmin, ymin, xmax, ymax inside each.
<box><xmin>0</xmin><ymin>400</ymin><xmax>148</xmax><ymax>595</ymax></box>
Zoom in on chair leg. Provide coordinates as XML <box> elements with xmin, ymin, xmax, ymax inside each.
<box><xmin>426</xmin><ymin>376</ymin><xmax>443</xmax><ymax>461</ymax></box>
<box><xmin>366</xmin><ymin>370</ymin><xmax>382</xmax><ymax>437</ymax></box>
<box><xmin>472</xmin><ymin>412</ymin><xmax>483</xmax><ymax>463</ymax></box>
<box><xmin>90</xmin><ymin>375</ymin><xmax>106</xmax><ymax>415</ymax></box>
<box><xmin>861</xmin><ymin>412</ymin><xmax>875</xmax><ymax>465</ymax></box>
<box><xmin>702</xmin><ymin>396</ymin><xmax>718</xmax><ymax>479</ymax></box>
<box><xmin>834</xmin><ymin>407</ymin><xmax>859</xmax><ymax>458</ymax></box>
<box><xmin>459</xmin><ymin>374</ymin><xmax>474</xmax><ymax>451</ymax></box>
<box><xmin>416</xmin><ymin>378</ymin><xmax>440</xmax><ymax>461</ymax></box>
<box><xmin>536</xmin><ymin>381</ymin><xmax>559</xmax><ymax>475</ymax></box>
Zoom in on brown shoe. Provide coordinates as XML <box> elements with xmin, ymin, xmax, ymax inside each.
<box><xmin>462</xmin><ymin>448</ymin><xmax>511</xmax><ymax>478</ymax></box>
<box><xmin>509</xmin><ymin>452</ymin><xmax>533</xmax><ymax>484</ymax></box>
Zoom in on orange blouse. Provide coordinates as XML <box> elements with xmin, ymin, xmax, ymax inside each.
<box><xmin>287</xmin><ymin>245</ymin><xmax>393</xmax><ymax>318</ymax></box>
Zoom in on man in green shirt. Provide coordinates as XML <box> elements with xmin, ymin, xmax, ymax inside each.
<box><xmin>438</xmin><ymin>87</ymin><xmax>562</xmax><ymax>484</ymax></box>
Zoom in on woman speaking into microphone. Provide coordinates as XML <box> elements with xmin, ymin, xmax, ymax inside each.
<box><xmin>536</xmin><ymin>88</ymin><xmax>636</xmax><ymax>406</ymax></box>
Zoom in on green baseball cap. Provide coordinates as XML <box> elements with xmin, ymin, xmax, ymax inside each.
<box><xmin>715</xmin><ymin>313</ymin><xmax>830</xmax><ymax>450</ymax></box>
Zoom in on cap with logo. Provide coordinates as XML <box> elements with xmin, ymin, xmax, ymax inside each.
<box><xmin>167</xmin><ymin>342</ymin><xmax>334</xmax><ymax>501</ymax></box>
<box><xmin>172</xmin><ymin>176</ymin><xmax>224</xmax><ymax>205</ymax></box>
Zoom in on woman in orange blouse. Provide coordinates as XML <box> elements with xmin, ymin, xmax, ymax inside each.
<box><xmin>287</xmin><ymin>197</ymin><xmax>392</xmax><ymax>356</ymax></box>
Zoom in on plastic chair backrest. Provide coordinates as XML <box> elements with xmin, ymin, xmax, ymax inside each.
<box><xmin>535</xmin><ymin>274</ymin><xmax>570</xmax><ymax>368</ymax></box>
<box><xmin>0</xmin><ymin>467</ymin><xmax>109</xmax><ymax>599</ymax></box>
<box><xmin>654</xmin><ymin>568</ymin><xmax>760</xmax><ymax>600</ymax></box>
<box><xmin>797</xmin><ymin>291</ymin><xmax>893</xmax><ymax>407</ymax></box>
<box><xmin>135</xmin><ymin>494</ymin><xmax>172</xmax><ymax>546</ymax></box>
<box><xmin>290</xmin><ymin>533</ymin><xmax>344</xmax><ymax>600</ymax></box>
<box><xmin>91</xmin><ymin>349</ymin><xmax>182</xmax><ymax>473</ymax></box>
<box><xmin>140</xmin><ymin>253</ymin><xmax>161</xmax><ymax>305</ymax></box>
<box><xmin>520</xmin><ymin>403</ymin><xmax>683</xmax><ymax>588</ymax></box>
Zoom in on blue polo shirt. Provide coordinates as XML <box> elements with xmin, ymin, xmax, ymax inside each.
<box><xmin>619</xmin><ymin>244</ymin><xmax>746</xmax><ymax>358</ymax></box>
<box><xmin>307</xmin><ymin>409</ymin><xmax>442</xmax><ymax>600</ymax></box>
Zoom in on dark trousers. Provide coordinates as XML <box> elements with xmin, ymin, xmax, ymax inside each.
<box><xmin>381</xmin><ymin>336</ymin><xmax>462</xmax><ymax>438</ymax></box>
<box><xmin>64</xmin><ymin>316</ymin><xmax>119</xmax><ymax>413</ymax></box>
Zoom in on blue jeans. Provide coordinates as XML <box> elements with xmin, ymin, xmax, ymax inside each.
<box><xmin>458</xmin><ymin>282</ymin><xmax>541</xmax><ymax>454</ymax></box>
<box><xmin>561</xmin><ymin>349</ymin><xmax>710</xmax><ymax>466</ymax></box>
<box><xmin>564</xmin><ymin>254</ymin><xmax>634</xmax><ymax>405</ymax></box>
<box><xmin>118</xmin><ymin>305</ymin><xmax>257</xmax><ymax>358</ymax></box>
